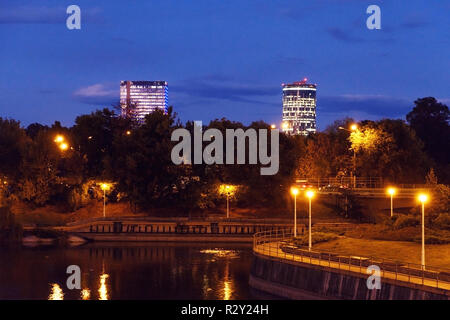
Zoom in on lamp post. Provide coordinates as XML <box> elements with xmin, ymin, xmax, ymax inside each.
<box><xmin>387</xmin><ymin>187</ymin><xmax>396</xmax><ymax>217</ymax></box>
<box><xmin>306</xmin><ymin>190</ymin><xmax>315</xmax><ymax>251</ymax></box>
<box><xmin>339</xmin><ymin>124</ymin><xmax>358</xmax><ymax>188</ymax></box>
<box><xmin>226</xmin><ymin>185</ymin><xmax>230</xmax><ymax>219</ymax></box>
<box><xmin>100</xmin><ymin>183</ymin><xmax>110</xmax><ymax>219</ymax></box>
<box><xmin>290</xmin><ymin>187</ymin><xmax>299</xmax><ymax>237</ymax></box>
<box><xmin>418</xmin><ymin>194</ymin><xmax>428</xmax><ymax>270</ymax></box>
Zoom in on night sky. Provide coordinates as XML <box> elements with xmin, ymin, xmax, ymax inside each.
<box><xmin>0</xmin><ymin>0</ymin><xmax>449</xmax><ymax>130</ymax></box>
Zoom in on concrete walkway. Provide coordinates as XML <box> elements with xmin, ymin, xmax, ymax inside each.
<box><xmin>254</xmin><ymin>241</ymin><xmax>450</xmax><ymax>291</ymax></box>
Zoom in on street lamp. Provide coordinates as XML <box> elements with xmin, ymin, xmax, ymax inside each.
<box><xmin>225</xmin><ymin>185</ymin><xmax>231</xmax><ymax>219</ymax></box>
<box><xmin>290</xmin><ymin>187</ymin><xmax>299</xmax><ymax>237</ymax></box>
<box><xmin>100</xmin><ymin>183</ymin><xmax>111</xmax><ymax>218</ymax></box>
<box><xmin>59</xmin><ymin>143</ymin><xmax>69</xmax><ymax>151</ymax></box>
<box><xmin>418</xmin><ymin>193</ymin><xmax>428</xmax><ymax>270</ymax></box>
<box><xmin>306</xmin><ymin>190</ymin><xmax>315</xmax><ymax>251</ymax></box>
<box><xmin>338</xmin><ymin>124</ymin><xmax>358</xmax><ymax>188</ymax></box>
<box><xmin>54</xmin><ymin>135</ymin><xmax>64</xmax><ymax>143</ymax></box>
<box><xmin>54</xmin><ymin>135</ymin><xmax>69</xmax><ymax>151</ymax></box>
<box><xmin>270</xmin><ymin>124</ymin><xmax>276</xmax><ymax>129</ymax></box>
<box><xmin>219</xmin><ymin>185</ymin><xmax>235</xmax><ymax>219</ymax></box>
<box><xmin>387</xmin><ymin>187</ymin><xmax>396</xmax><ymax>217</ymax></box>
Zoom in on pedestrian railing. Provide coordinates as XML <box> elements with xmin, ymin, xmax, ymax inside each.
<box><xmin>253</xmin><ymin>229</ymin><xmax>450</xmax><ymax>291</ymax></box>
<box><xmin>77</xmin><ymin>221</ymin><xmax>287</xmax><ymax>235</ymax></box>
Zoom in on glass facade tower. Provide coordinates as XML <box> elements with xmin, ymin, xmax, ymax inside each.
<box><xmin>281</xmin><ymin>79</ymin><xmax>317</xmax><ymax>135</ymax></box>
<box><xmin>120</xmin><ymin>80</ymin><xmax>169</xmax><ymax>123</ymax></box>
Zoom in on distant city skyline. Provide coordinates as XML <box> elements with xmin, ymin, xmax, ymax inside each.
<box><xmin>0</xmin><ymin>0</ymin><xmax>449</xmax><ymax>130</ymax></box>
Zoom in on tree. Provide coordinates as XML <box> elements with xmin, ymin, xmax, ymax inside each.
<box><xmin>0</xmin><ymin>118</ymin><xmax>29</xmax><ymax>181</ymax></box>
<box><xmin>108</xmin><ymin>107</ymin><xmax>185</xmax><ymax>210</ymax></box>
<box><xmin>406</xmin><ymin>97</ymin><xmax>450</xmax><ymax>182</ymax></box>
<box><xmin>72</xmin><ymin>108</ymin><xmax>134</xmax><ymax>178</ymax></box>
<box><xmin>351</xmin><ymin>120</ymin><xmax>430</xmax><ymax>183</ymax></box>
<box><xmin>297</xmin><ymin>119</ymin><xmax>352</xmax><ymax>179</ymax></box>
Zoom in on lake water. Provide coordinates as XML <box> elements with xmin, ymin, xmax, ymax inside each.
<box><xmin>0</xmin><ymin>242</ymin><xmax>277</xmax><ymax>300</ymax></box>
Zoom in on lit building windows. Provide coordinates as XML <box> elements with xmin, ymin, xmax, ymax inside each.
<box><xmin>120</xmin><ymin>80</ymin><xmax>169</xmax><ymax>124</ymax></box>
<box><xmin>281</xmin><ymin>79</ymin><xmax>317</xmax><ymax>136</ymax></box>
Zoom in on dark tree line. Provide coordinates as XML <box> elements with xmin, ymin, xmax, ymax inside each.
<box><xmin>0</xmin><ymin>97</ymin><xmax>448</xmax><ymax>214</ymax></box>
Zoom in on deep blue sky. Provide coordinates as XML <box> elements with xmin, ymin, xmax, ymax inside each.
<box><xmin>0</xmin><ymin>0</ymin><xmax>449</xmax><ymax>130</ymax></box>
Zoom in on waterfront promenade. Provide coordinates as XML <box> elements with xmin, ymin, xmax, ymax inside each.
<box><xmin>253</xmin><ymin>230</ymin><xmax>450</xmax><ymax>293</ymax></box>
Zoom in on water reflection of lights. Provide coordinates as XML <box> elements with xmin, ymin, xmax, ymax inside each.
<box><xmin>223</xmin><ymin>280</ymin><xmax>232</xmax><ymax>300</ymax></box>
<box><xmin>222</xmin><ymin>262</ymin><xmax>233</xmax><ymax>300</ymax></box>
<box><xmin>81</xmin><ymin>289</ymin><xmax>91</xmax><ymax>300</ymax></box>
<box><xmin>48</xmin><ymin>283</ymin><xmax>64</xmax><ymax>300</ymax></box>
<box><xmin>98</xmin><ymin>274</ymin><xmax>109</xmax><ymax>300</ymax></box>
<box><xmin>200</xmin><ymin>249</ymin><xmax>239</xmax><ymax>259</ymax></box>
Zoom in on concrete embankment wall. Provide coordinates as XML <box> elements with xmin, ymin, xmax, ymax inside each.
<box><xmin>250</xmin><ymin>254</ymin><xmax>450</xmax><ymax>300</ymax></box>
<box><xmin>74</xmin><ymin>233</ymin><xmax>253</xmax><ymax>243</ymax></box>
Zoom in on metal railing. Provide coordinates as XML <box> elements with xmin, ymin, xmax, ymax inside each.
<box><xmin>297</xmin><ymin>177</ymin><xmax>383</xmax><ymax>189</ymax></box>
<box><xmin>297</xmin><ymin>177</ymin><xmax>432</xmax><ymax>190</ymax></box>
<box><xmin>75</xmin><ymin>222</ymin><xmax>286</xmax><ymax>235</ymax></box>
<box><xmin>253</xmin><ymin>229</ymin><xmax>450</xmax><ymax>291</ymax></box>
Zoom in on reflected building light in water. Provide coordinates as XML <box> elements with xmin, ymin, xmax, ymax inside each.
<box><xmin>222</xmin><ymin>262</ymin><xmax>233</xmax><ymax>300</ymax></box>
<box><xmin>223</xmin><ymin>280</ymin><xmax>232</xmax><ymax>300</ymax></box>
<box><xmin>98</xmin><ymin>274</ymin><xmax>109</xmax><ymax>300</ymax></box>
<box><xmin>81</xmin><ymin>289</ymin><xmax>91</xmax><ymax>300</ymax></box>
<box><xmin>48</xmin><ymin>283</ymin><xmax>64</xmax><ymax>300</ymax></box>
<box><xmin>200</xmin><ymin>249</ymin><xmax>239</xmax><ymax>259</ymax></box>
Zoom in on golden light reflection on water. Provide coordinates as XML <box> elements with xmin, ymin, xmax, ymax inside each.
<box><xmin>223</xmin><ymin>279</ymin><xmax>232</xmax><ymax>300</ymax></box>
<box><xmin>222</xmin><ymin>261</ymin><xmax>233</xmax><ymax>300</ymax></box>
<box><xmin>81</xmin><ymin>289</ymin><xmax>91</xmax><ymax>300</ymax></box>
<box><xmin>200</xmin><ymin>249</ymin><xmax>239</xmax><ymax>259</ymax></box>
<box><xmin>48</xmin><ymin>283</ymin><xmax>64</xmax><ymax>300</ymax></box>
<box><xmin>98</xmin><ymin>274</ymin><xmax>109</xmax><ymax>300</ymax></box>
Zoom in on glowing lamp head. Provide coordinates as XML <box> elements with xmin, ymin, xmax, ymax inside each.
<box><xmin>220</xmin><ymin>184</ymin><xmax>235</xmax><ymax>195</ymax></box>
<box><xmin>126</xmin><ymin>130</ymin><xmax>131</xmax><ymax>135</ymax></box>
<box><xmin>270</xmin><ymin>124</ymin><xmax>276</xmax><ymax>129</ymax></box>
<box><xmin>418</xmin><ymin>194</ymin><xmax>428</xmax><ymax>203</ymax></box>
<box><xmin>100</xmin><ymin>183</ymin><xmax>110</xmax><ymax>191</ymax></box>
<box><xmin>290</xmin><ymin>187</ymin><xmax>299</xmax><ymax>196</ymax></box>
<box><xmin>306</xmin><ymin>190</ymin><xmax>315</xmax><ymax>199</ymax></box>
<box><xmin>59</xmin><ymin>143</ymin><xmax>68</xmax><ymax>151</ymax></box>
<box><xmin>282</xmin><ymin>122</ymin><xmax>289</xmax><ymax>130</ymax></box>
<box><xmin>387</xmin><ymin>188</ymin><xmax>396</xmax><ymax>196</ymax></box>
<box><xmin>54</xmin><ymin>135</ymin><xmax>64</xmax><ymax>143</ymax></box>
<box><xmin>350</xmin><ymin>124</ymin><xmax>358</xmax><ymax>131</ymax></box>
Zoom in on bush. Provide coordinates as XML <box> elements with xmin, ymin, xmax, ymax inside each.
<box><xmin>393</xmin><ymin>215</ymin><xmax>420</xmax><ymax>230</ymax></box>
<box><xmin>413</xmin><ymin>234</ymin><xmax>450</xmax><ymax>244</ymax></box>
<box><xmin>0</xmin><ymin>206</ymin><xmax>22</xmax><ymax>243</ymax></box>
<box><xmin>430</xmin><ymin>185</ymin><xmax>450</xmax><ymax>214</ymax></box>
<box><xmin>433</xmin><ymin>213</ymin><xmax>450</xmax><ymax>230</ymax></box>
<box><xmin>293</xmin><ymin>232</ymin><xmax>338</xmax><ymax>246</ymax></box>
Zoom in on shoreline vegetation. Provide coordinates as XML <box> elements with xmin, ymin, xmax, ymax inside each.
<box><xmin>0</xmin><ymin>97</ymin><xmax>449</xmax><ymax>270</ymax></box>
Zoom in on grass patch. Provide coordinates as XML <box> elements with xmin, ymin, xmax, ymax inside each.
<box><xmin>293</xmin><ymin>232</ymin><xmax>338</xmax><ymax>246</ymax></box>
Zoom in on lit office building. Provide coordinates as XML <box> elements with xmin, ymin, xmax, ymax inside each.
<box><xmin>281</xmin><ymin>79</ymin><xmax>317</xmax><ymax>135</ymax></box>
<box><xmin>120</xmin><ymin>80</ymin><xmax>168</xmax><ymax>123</ymax></box>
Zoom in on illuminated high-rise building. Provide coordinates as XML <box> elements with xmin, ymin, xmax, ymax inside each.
<box><xmin>281</xmin><ymin>78</ymin><xmax>317</xmax><ymax>135</ymax></box>
<box><xmin>120</xmin><ymin>80</ymin><xmax>168</xmax><ymax>123</ymax></box>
